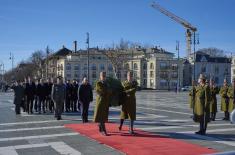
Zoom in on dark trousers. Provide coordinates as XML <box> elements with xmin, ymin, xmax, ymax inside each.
<box><xmin>47</xmin><ymin>97</ymin><xmax>54</xmax><ymax>112</ymax></box>
<box><xmin>225</xmin><ymin>111</ymin><xmax>230</xmax><ymax>120</ymax></box>
<box><xmin>81</xmin><ymin>102</ymin><xmax>90</xmax><ymax>122</ymax></box>
<box><xmin>26</xmin><ymin>97</ymin><xmax>34</xmax><ymax>113</ymax></box>
<box><xmin>15</xmin><ymin>103</ymin><xmax>21</xmax><ymax>114</ymax></box>
<box><xmin>199</xmin><ymin>114</ymin><xmax>208</xmax><ymax>134</ymax></box>
<box><xmin>65</xmin><ymin>98</ymin><xmax>71</xmax><ymax>112</ymax></box>
<box><xmin>34</xmin><ymin>96</ymin><xmax>38</xmax><ymax>112</ymax></box>
<box><xmin>71</xmin><ymin>99</ymin><xmax>78</xmax><ymax>112</ymax></box>
<box><xmin>38</xmin><ymin>97</ymin><xmax>45</xmax><ymax>113</ymax></box>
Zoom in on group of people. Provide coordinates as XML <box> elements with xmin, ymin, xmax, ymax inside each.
<box><xmin>11</xmin><ymin>76</ymin><xmax>93</xmax><ymax>121</ymax></box>
<box><xmin>189</xmin><ymin>74</ymin><xmax>235</xmax><ymax>135</ymax></box>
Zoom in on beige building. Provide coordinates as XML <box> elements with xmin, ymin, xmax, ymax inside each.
<box><xmin>231</xmin><ymin>56</ymin><xmax>235</xmax><ymax>82</ymax></box>
<box><xmin>47</xmin><ymin>46</ymin><xmax>183</xmax><ymax>90</ymax></box>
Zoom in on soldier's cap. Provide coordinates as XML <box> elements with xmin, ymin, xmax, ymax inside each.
<box><xmin>199</xmin><ymin>74</ymin><xmax>206</xmax><ymax>80</ymax></box>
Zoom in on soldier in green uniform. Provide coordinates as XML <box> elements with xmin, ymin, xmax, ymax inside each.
<box><xmin>194</xmin><ymin>74</ymin><xmax>210</xmax><ymax>135</ymax></box>
<box><xmin>119</xmin><ymin>71</ymin><xmax>137</xmax><ymax>135</ymax></box>
<box><xmin>51</xmin><ymin>76</ymin><xmax>66</xmax><ymax>120</ymax></box>
<box><xmin>227</xmin><ymin>78</ymin><xmax>235</xmax><ymax>120</ymax></box>
<box><xmin>219</xmin><ymin>79</ymin><xmax>230</xmax><ymax>120</ymax></box>
<box><xmin>189</xmin><ymin>80</ymin><xmax>196</xmax><ymax>110</ymax></box>
<box><xmin>209</xmin><ymin>79</ymin><xmax>219</xmax><ymax>121</ymax></box>
<box><xmin>93</xmin><ymin>72</ymin><xmax>110</xmax><ymax>136</ymax></box>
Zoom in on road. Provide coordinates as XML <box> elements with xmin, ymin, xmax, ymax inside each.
<box><xmin>0</xmin><ymin>91</ymin><xmax>234</xmax><ymax>155</ymax></box>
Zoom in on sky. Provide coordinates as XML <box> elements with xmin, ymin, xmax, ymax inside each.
<box><xmin>0</xmin><ymin>0</ymin><xmax>235</xmax><ymax>71</ymax></box>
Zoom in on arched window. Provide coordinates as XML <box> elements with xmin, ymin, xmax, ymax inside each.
<box><xmin>134</xmin><ymin>63</ymin><xmax>138</xmax><ymax>70</ymax></box>
<box><xmin>150</xmin><ymin>63</ymin><xmax>154</xmax><ymax>69</ymax></box>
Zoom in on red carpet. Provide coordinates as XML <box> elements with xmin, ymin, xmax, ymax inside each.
<box><xmin>65</xmin><ymin>123</ymin><xmax>217</xmax><ymax>155</ymax></box>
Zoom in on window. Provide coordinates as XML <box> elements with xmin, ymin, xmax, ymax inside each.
<box><xmin>150</xmin><ymin>71</ymin><xmax>154</xmax><ymax>78</ymax></box>
<box><xmin>124</xmin><ymin>63</ymin><xmax>129</xmax><ymax>70</ymax></box>
<box><xmin>134</xmin><ymin>63</ymin><xmax>138</xmax><ymax>70</ymax></box>
<box><xmin>143</xmin><ymin>63</ymin><xmax>147</xmax><ymax>70</ymax></box>
<box><xmin>91</xmin><ymin>64</ymin><xmax>96</xmax><ymax>70</ymax></box>
<box><xmin>66</xmin><ymin>64</ymin><xmax>71</xmax><ymax>70</ymax></box>
<box><xmin>143</xmin><ymin>79</ymin><xmax>147</xmax><ymax>85</ymax></box>
<box><xmin>150</xmin><ymin>79</ymin><xmax>154</xmax><ymax>87</ymax></box>
<box><xmin>215</xmin><ymin>77</ymin><xmax>219</xmax><ymax>84</ymax></box>
<box><xmin>172</xmin><ymin>64</ymin><xmax>178</xmax><ymax>70</ymax></box>
<box><xmin>171</xmin><ymin>72</ymin><xmax>178</xmax><ymax>78</ymax></box>
<box><xmin>66</xmin><ymin>74</ymin><xmax>71</xmax><ymax>78</ymax></box>
<box><xmin>100</xmin><ymin>64</ymin><xmax>105</xmax><ymax>70</ymax></box>
<box><xmin>143</xmin><ymin>71</ymin><xmax>147</xmax><ymax>78</ymax></box>
<box><xmin>150</xmin><ymin>63</ymin><xmax>154</xmax><ymax>69</ymax></box>
<box><xmin>83</xmin><ymin>64</ymin><xmax>87</xmax><ymax>70</ymax></box>
<box><xmin>108</xmin><ymin>64</ymin><xmax>113</xmax><ymax>71</ymax></box>
<box><xmin>74</xmin><ymin>65</ymin><xmax>80</xmax><ymax>71</ymax></box>
<box><xmin>92</xmin><ymin>71</ymin><xmax>96</xmax><ymax>79</ymax></box>
<box><xmin>74</xmin><ymin>74</ymin><xmax>79</xmax><ymax>78</ymax></box>
<box><xmin>160</xmin><ymin>62</ymin><xmax>167</xmax><ymax>70</ymax></box>
<box><xmin>201</xmin><ymin>66</ymin><xmax>206</xmax><ymax>73</ymax></box>
<box><xmin>160</xmin><ymin>72</ymin><xmax>168</xmax><ymax>79</ymax></box>
<box><xmin>233</xmin><ymin>69</ymin><xmax>235</xmax><ymax>74</ymax></box>
<box><xmin>160</xmin><ymin>80</ymin><xmax>167</xmax><ymax>87</ymax></box>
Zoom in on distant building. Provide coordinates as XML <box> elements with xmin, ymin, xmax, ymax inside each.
<box><xmin>190</xmin><ymin>51</ymin><xmax>231</xmax><ymax>86</ymax></box>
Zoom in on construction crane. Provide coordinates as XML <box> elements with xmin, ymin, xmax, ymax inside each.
<box><xmin>151</xmin><ymin>2</ymin><xmax>197</xmax><ymax>58</ymax></box>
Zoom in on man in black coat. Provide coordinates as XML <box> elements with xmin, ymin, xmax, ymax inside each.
<box><xmin>11</xmin><ymin>81</ymin><xmax>25</xmax><ymax>114</ymax></box>
<box><xmin>65</xmin><ymin>80</ymin><xmax>72</xmax><ymax>112</ymax></box>
<box><xmin>25</xmin><ymin>77</ymin><xmax>36</xmax><ymax>114</ymax></box>
<box><xmin>71</xmin><ymin>79</ymin><xmax>79</xmax><ymax>112</ymax></box>
<box><xmin>36</xmin><ymin>79</ymin><xmax>47</xmax><ymax>113</ymax></box>
<box><xmin>79</xmin><ymin>77</ymin><xmax>93</xmax><ymax>123</ymax></box>
<box><xmin>46</xmin><ymin>78</ymin><xmax>54</xmax><ymax>113</ymax></box>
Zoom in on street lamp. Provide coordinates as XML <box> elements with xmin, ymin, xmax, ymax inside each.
<box><xmin>86</xmin><ymin>32</ymin><xmax>90</xmax><ymax>82</ymax></box>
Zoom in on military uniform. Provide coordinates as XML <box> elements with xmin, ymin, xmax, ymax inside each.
<box><xmin>194</xmin><ymin>84</ymin><xmax>210</xmax><ymax>135</ymax></box>
<box><xmin>51</xmin><ymin>83</ymin><xmax>66</xmax><ymax>120</ymax></box>
<box><xmin>120</xmin><ymin>80</ymin><xmax>137</xmax><ymax>120</ymax></box>
<box><xmin>93</xmin><ymin>80</ymin><xmax>110</xmax><ymax>123</ymax></box>
<box><xmin>189</xmin><ymin>86</ymin><xmax>196</xmax><ymax>109</ymax></box>
<box><xmin>12</xmin><ymin>84</ymin><xmax>25</xmax><ymax>114</ymax></box>
<box><xmin>209</xmin><ymin>86</ymin><xmax>219</xmax><ymax>121</ymax></box>
<box><xmin>25</xmin><ymin>82</ymin><xmax>36</xmax><ymax>114</ymax></box>
<box><xmin>219</xmin><ymin>85</ymin><xmax>229</xmax><ymax>120</ymax></box>
<box><xmin>227</xmin><ymin>86</ymin><xmax>235</xmax><ymax>114</ymax></box>
<box><xmin>65</xmin><ymin>82</ymin><xmax>72</xmax><ymax>112</ymax></box>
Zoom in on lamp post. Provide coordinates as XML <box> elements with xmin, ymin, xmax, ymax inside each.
<box><xmin>9</xmin><ymin>52</ymin><xmax>14</xmax><ymax>71</ymax></box>
<box><xmin>86</xmin><ymin>32</ymin><xmax>90</xmax><ymax>82</ymax></box>
<box><xmin>176</xmin><ymin>41</ymin><xmax>180</xmax><ymax>93</ymax></box>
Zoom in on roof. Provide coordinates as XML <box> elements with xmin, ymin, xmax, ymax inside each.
<box><xmin>195</xmin><ymin>52</ymin><xmax>231</xmax><ymax>63</ymax></box>
<box><xmin>53</xmin><ymin>47</ymin><xmax>72</xmax><ymax>56</ymax></box>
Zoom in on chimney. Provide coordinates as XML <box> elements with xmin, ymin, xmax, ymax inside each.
<box><xmin>74</xmin><ymin>41</ymin><xmax>77</xmax><ymax>53</ymax></box>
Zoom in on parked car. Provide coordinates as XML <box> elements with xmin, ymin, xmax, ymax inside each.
<box><xmin>181</xmin><ymin>86</ymin><xmax>192</xmax><ymax>91</ymax></box>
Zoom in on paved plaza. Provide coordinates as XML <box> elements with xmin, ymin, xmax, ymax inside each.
<box><xmin>0</xmin><ymin>91</ymin><xmax>234</xmax><ymax>155</ymax></box>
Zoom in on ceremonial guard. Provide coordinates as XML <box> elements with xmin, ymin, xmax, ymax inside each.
<box><xmin>227</xmin><ymin>78</ymin><xmax>235</xmax><ymax>120</ymax></box>
<box><xmin>11</xmin><ymin>81</ymin><xmax>25</xmax><ymax>114</ymax></box>
<box><xmin>51</xmin><ymin>76</ymin><xmax>66</xmax><ymax>120</ymax></box>
<box><xmin>189</xmin><ymin>80</ymin><xmax>196</xmax><ymax>110</ymax></box>
<box><xmin>219</xmin><ymin>79</ymin><xmax>230</xmax><ymax>120</ymax></box>
<box><xmin>209</xmin><ymin>79</ymin><xmax>219</xmax><ymax>121</ymax></box>
<box><xmin>93</xmin><ymin>72</ymin><xmax>110</xmax><ymax>136</ymax></box>
<box><xmin>79</xmin><ymin>77</ymin><xmax>93</xmax><ymax>123</ymax></box>
<box><xmin>119</xmin><ymin>71</ymin><xmax>137</xmax><ymax>135</ymax></box>
<box><xmin>36</xmin><ymin>79</ymin><xmax>46</xmax><ymax>114</ymax></box>
<box><xmin>193</xmin><ymin>74</ymin><xmax>210</xmax><ymax>135</ymax></box>
<box><xmin>48</xmin><ymin>78</ymin><xmax>54</xmax><ymax>113</ymax></box>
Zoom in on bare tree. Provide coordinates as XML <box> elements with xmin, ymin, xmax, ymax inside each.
<box><xmin>198</xmin><ymin>48</ymin><xmax>226</xmax><ymax>57</ymax></box>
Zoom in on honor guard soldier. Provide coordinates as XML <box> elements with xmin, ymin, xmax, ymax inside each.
<box><xmin>194</xmin><ymin>74</ymin><xmax>210</xmax><ymax>135</ymax></box>
<box><xmin>119</xmin><ymin>71</ymin><xmax>138</xmax><ymax>135</ymax></box>
<box><xmin>51</xmin><ymin>76</ymin><xmax>66</xmax><ymax>120</ymax></box>
<box><xmin>93</xmin><ymin>72</ymin><xmax>110</xmax><ymax>136</ymax></box>
<box><xmin>219</xmin><ymin>79</ymin><xmax>230</xmax><ymax>120</ymax></box>
<box><xmin>209</xmin><ymin>78</ymin><xmax>219</xmax><ymax>121</ymax></box>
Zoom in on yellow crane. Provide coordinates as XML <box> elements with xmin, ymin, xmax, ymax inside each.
<box><xmin>151</xmin><ymin>2</ymin><xmax>197</xmax><ymax>58</ymax></box>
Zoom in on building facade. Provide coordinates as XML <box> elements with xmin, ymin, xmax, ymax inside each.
<box><xmin>231</xmin><ymin>56</ymin><xmax>235</xmax><ymax>82</ymax></box>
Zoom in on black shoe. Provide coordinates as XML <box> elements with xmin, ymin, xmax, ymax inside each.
<box><xmin>101</xmin><ymin>131</ymin><xmax>108</xmax><ymax>136</ymax></box>
<box><xmin>118</xmin><ymin>126</ymin><xmax>122</xmax><ymax>131</ymax></box>
<box><xmin>57</xmin><ymin>116</ymin><xmax>62</xmax><ymax>120</ymax></box>
<box><xmin>195</xmin><ymin>131</ymin><xmax>202</xmax><ymax>135</ymax></box>
<box><xmin>129</xmin><ymin>130</ymin><xmax>135</xmax><ymax>135</ymax></box>
<box><xmin>98</xmin><ymin>125</ymin><xmax>102</xmax><ymax>132</ymax></box>
<box><xmin>223</xmin><ymin>118</ymin><xmax>227</xmax><ymax>120</ymax></box>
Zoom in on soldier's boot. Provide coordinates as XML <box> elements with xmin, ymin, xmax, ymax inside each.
<box><xmin>119</xmin><ymin>119</ymin><xmax>124</xmax><ymax>131</ymax></box>
<box><xmin>212</xmin><ymin>113</ymin><xmax>216</xmax><ymax>121</ymax></box>
<box><xmin>129</xmin><ymin>120</ymin><xmax>135</xmax><ymax>135</ymax></box>
<box><xmin>98</xmin><ymin>123</ymin><xmax>102</xmax><ymax>132</ymax></box>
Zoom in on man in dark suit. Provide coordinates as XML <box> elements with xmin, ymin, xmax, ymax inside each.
<box><xmin>71</xmin><ymin>79</ymin><xmax>79</xmax><ymax>112</ymax></box>
<box><xmin>79</xmin><ymin>77</ymin><xmax>93</xmax><ymax>123</ymax></box>
<box><xmin>25</xmin><ymin>77</ymin><xmax>36</xmax><ymax>114</ymax></box>
<box><xmin>65</xmin><ymin>80</ymin><xmax>72</xmax><ymax>112</ymax></box>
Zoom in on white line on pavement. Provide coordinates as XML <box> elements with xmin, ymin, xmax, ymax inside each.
<box><xmin>0</xmin><ymin>126</ymin><xmax>64</xmax><ymax>133</ymax></box>
<box><xmin>0</xmin><ymin>141</ymin><xmax>81</xmax><ymax>155</ymax></box>
<box><xmin>0</xmin><ymin>132</ymin><xmax>79</xmax><ymax>142</ymax></box>
<box><xmin>137</xmin><ymin>106</ymin><xmax>192</xmax><ymax>115</ymax></box>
